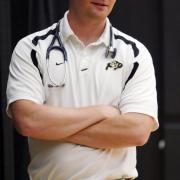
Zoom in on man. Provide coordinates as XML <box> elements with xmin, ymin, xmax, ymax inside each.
<box><xmin>6</xmin><ymin>0</ymin><xmax>159</xmax><ymax>179</ymax></box>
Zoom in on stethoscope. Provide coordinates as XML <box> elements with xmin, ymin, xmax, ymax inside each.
<box><xmin>46</xmin><ymin>20</ymin><xmax>117</xmax><ymax>87</ymax></box>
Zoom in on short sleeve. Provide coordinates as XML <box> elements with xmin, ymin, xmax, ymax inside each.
<box><xmin>119</xmin><ymin>46</ymin><xmax>159</xmax><ymax>131</ymax></box>
<box><xmin>6</xmin><ymin>38</ymin><xmax>45</xmax><ymax>118</ymax></box>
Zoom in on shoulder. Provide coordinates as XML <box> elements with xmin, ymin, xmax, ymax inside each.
<box><xmin>112</xmin><ymin>26</ymin><xmax>152</xmax><ymax>61</ymax></box>
<box><xmin>10</xmin><ymin>23</ymin><xmax>58</xmax><ymax>72</ymax></box>
<box><xmin>14</xmin><ymin>23</ymin><xmax>57</xmax><ymax>53</ymax></box>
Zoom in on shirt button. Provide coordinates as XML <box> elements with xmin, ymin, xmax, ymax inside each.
<box><xmin>81</xmin><ymin>60</ymin><xmax>88</xmax><ymax>66</ymax></box>
<box><xmin>82</xmin><ymin>49</ymin><xmax>89</xmax><ymax>56</ymax></box>
<box><xmin>80</xmin><ymin>60</ymin><xmax>89</xmax><ymax>70</ymax></box>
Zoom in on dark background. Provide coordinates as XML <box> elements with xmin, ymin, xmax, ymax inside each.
<box><xmin>0</xmin><ymin>0</ymin><xmax>180</xmax><ymax>180</ymax></box>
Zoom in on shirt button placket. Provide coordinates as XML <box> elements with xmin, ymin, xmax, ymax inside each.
<box><xmin>80</xmin><ymin>49</ymin><xmax>89</xmax><ymax>72</ymax></box>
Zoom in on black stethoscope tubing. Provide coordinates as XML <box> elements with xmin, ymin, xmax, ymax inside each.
<box><xmin>46</xmin><ymin>20</ymin><xmax>116</xmax><ymax>87</ymax></box>
<box><xmin>46</xmin><ymin>21</ymin><xmax>67</xmax><ymax>87</ymax></box>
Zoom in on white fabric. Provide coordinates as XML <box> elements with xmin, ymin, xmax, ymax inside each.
<box><xmin>6</xmin><ymin>11</ymin><xmax>158</xmax><ymax>180</ymax></box>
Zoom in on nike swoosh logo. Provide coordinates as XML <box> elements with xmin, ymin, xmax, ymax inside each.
<box><xmin>56</xmin><ymin>62</ymin><xmax>64</xmax><ymax>65</ymax></box>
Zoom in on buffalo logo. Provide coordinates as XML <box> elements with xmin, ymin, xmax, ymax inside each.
<box><xmin>106</xmin><ymin>61</ymin><xmax>123</xmax><ymax>70</ymax></box>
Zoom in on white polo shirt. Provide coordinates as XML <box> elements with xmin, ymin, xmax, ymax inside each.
<box><xmin>7</xmin><ymin>11</ymin><xmax>159</xmax><ymax>180</ymax></box>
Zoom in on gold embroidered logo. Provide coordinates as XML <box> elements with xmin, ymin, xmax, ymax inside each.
<box><xmin>106</xmin><ymin>61</ymin><xmax>123</xmax><ymax>70</ymax></box>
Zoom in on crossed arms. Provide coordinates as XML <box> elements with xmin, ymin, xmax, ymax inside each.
<box><xmin>10</xmin><ymin>100</ymin><xmax>154</xmax><ymax>149</ymax></box>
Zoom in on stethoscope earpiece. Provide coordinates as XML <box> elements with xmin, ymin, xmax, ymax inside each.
<box><xmin>105</xmin><ymin>25</ymin><xmax>116</xmax><ymax>59</ymax></box>
<box><xmin>105</xmin><ymin>47</ymin><xmax>110</xmax><ymax>58</ymax></box>
<box><xmin>105</xmin><ymin>46</ymin><xmax>117</xmax><ymax>59</ymax></box>
<box><xmin>111</xmin><ymin>48</ymin><xmax>117</xmax><ymax>59</ymax></box>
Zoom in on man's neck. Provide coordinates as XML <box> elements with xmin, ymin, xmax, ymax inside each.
<box><xmin>68</xmin><ymin>12</ymin><xmax>106</xmax><ymax>46</ymax></box>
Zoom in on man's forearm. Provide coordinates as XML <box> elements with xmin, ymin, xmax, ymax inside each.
<box><xmin>11</xmin><ymin>100</ymin><xmax>120</xmax><ymax>141</ymax></box>
<box><xmin>10</xmin><ymin>100</ymin><xmax>108</xmax><ymax>140</ymax></box>
<box><xmin>66</xmin><ymin>113</ymin><xmax>154</xmax><ymax>149</ymax></box>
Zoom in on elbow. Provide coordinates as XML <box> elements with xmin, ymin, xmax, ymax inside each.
<box><xmin>10</xmin><ymin>100</ymin><xmax>41</xmax><ymax>137</ymax></box>
<box><xmin>17</xmin><ymin>123</ymin><xmax>34</xmax><ymax>137</ymax></box>
<box><xmin>134</xmin><ymin>129</ymin><xmax>151</xmax><ymax>146</ymax></box>
<box><xmin>135</xmin><ymin>134</ymin><xmax>150</xmax><ymax>146</ymax></box>
<box><xmin>14</xmin><ymin>115</ymin><xmax>37</xmax><ymax>137</ymax></box>
<box><xmin>131</xmin><ymin>118</ymin><xmax>154</xmax><ymax>147</ymax></box>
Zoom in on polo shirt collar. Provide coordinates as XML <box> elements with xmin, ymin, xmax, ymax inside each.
<box><xmin>60</xmin><ymin>11</ymin><xmax>110</xmax><ymax>47</ymax></box>
<box><xmin>97</xmin><ymin>18</ymin><xmax>110</xmax><ymax>47</ymax></box>
<box><xmin>60</xmin><ymin>11</ymin><xmax>74</xmax><ymax>42</ymax></box>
